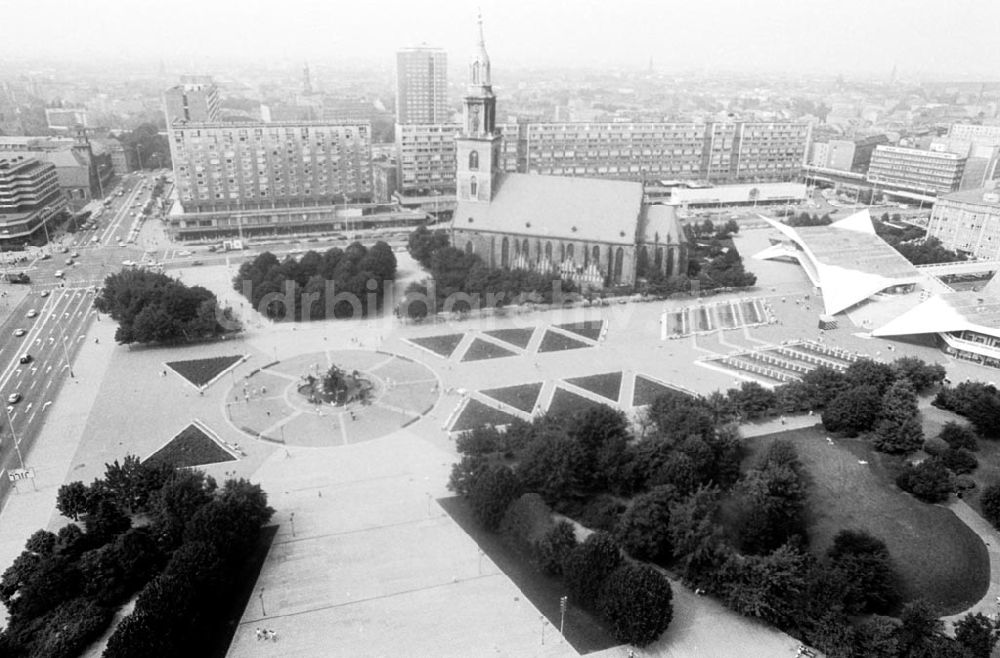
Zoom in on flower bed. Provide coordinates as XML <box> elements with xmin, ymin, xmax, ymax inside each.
<box><xmin>166</xmin><ymin>355</ymin><xmax>243</xmax><ymax>387</ymax></box>
<box><xmin>408</xmin><ymin>333</ymin><xmax>465</xmax><ymax>358</ymax></box>
<box><xmin>461</xmin><ymin>337</ymin><xmax>518</xmax><ymax>362</ymax></box>
<box><xmin>537</xmin><ymin>330</ymin><xmax>591</xmax><ymax>353</ymax></box>
<box><xmin>554</xmin><ymin>320</ymin><xmax>604</xmax><ymax>342</ymax></box>
<box><xmin>480</xmin><ymin>382</ymin><xmax>543</xmax><ymax>413</ymax></box>
<box><xmin>144</xmin><ymin>424</ymin><xmax>236</xmax><ymax>469</ymax></box>
<box><xmin>483</xmin><ymin>327</ymin><xmax>535</xmax><ymax>349</ymax></box>
<box><xmin>565</xmin><ymin>372</ymin><xmax>622</xmax><ymax>402</ymax></box>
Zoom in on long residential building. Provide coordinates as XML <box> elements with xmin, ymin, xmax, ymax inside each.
<box><xmin>396</xmin><ymin>120</ymin><xmax>811</xmax><ymax>193</ymax></box>
<box><xmin>396</xmin><ymin>47</ymin><xmax>449</xmax><ymax>125</ymax></box>
<box><xmin>0</xmin><ymin>156</ymin><xmax>67</xmax><ymax>245</ymax></box>
<box><xmin>867</xmin><ymin>145</ymin><xmax>966</xmax><ymax>196</ymax></box>
<box><xmin>927</xmin><ymin>186</ymin><xmax>1000</xmax><ymax>259</ymax></box>
<box><xmin>169</xmin><ymin>120</ymin><xmax>374</xmax><ymax>214</ymax></box>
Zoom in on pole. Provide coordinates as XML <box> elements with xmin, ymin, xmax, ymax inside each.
<box><xmin>540</xmin><ymin>616</ymin><xmax>547</xmax><ymax>645</ymax></box>
<box><xmin>4</xmin><ymin>404</ymin><xmax>25</xmax><ymax>471</ymax></box>
<box><xmin>559</xmin><ymin>595</ymin><xmax>567</xmax><ymax>637</ymax></box>
<box><xmin>258</xmin><ymin>588</ymin><xmax>266</xmax><ymax>616</ymax></box>
<box><xmin>136</xmin><ymin>144</ymin><xmax>144</xmax><ymax>171</ymax></box>
<box><xmin>290</xmin><ymin>512</ymin><xmax>296</xmax><ymax>537</ymax></box>
<box><xmin>61</xmin><ymin>336</ymin><xmax>75</xmax><ymax>378</ymax></box>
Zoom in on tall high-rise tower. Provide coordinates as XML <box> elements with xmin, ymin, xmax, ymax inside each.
<box><xmin>455</xmin><ymin>14</ymin><xmax>501</xmax><ymax>204</ymax></box>
<box><xmin>303</xmin><ymin>62</ymin><xmax>313</xmax><ymax>95</ymax></box>
<box><xmin>395</xmin><ymin>46</ymin><xmax>448</xmax><ymax>124</ymax></box>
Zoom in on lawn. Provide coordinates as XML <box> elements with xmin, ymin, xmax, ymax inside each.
<box><xmin>166</xmin><ymin>355</ymin><xmax>243</xmax><ymax>387</ymax></box>
<box><xmin>632</xmin><ymin>374</ymin><xmax>687</xmax><ymax>407</ymax></box>
<box><xmin>547</xmin><ymin>387</ymin><xmax>611</xmax><ymax>417</ymax></box>
<box><xmin>438</xmin><ymin>496</ymin><xmax>617</xmax><ymax>654</ymax></box>
<box><xmin>450</xmin><ymin>399</ymin><xmax>523</xmax><ymax>432</ymax></box>
<box><xmin>537</xmin><ymin>330</ymin><xmax>591</xmax><ymax>353</ymax></box>
<box><xmin>554</xmin><ymin>320</ymin><xmax>604</xmax><ymax>342</ymax></box>
<box><xmin>480</xmin><ymin>382</ymin><xmax>543</xmax><ymax>413</ymax></box>
<box><xmin>564</xmin><ymin>371</ymin><xmax>622</xmax><ymax>402</ymax></box>
<box><xmin>461</xmin><ymin>337</ymin><xmax>518</xmax><ymax>362</ymax></box>
<box><xmin>483</xmin><ymin>327</ymin><xmax>535</xmax><ymax>349</ymax></box>
<box><xmin>144</xmin><ymin>424</ymin><xmax>237</xmax><ymax>468</ymax></box>
<box><xmin>743</xmin><ymin>427</ymin><xmax>989</xmax><ymax>615</ymax></box>
<box><xmin>408</xmin><ymin>333</ymin><xmax>465</xmax><ymax>358</ymax></box>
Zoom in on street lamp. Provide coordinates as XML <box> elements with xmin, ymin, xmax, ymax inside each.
<box><xmin>4</xmin><ymin>404</ymin><xmax>26</xmax><ymax>471</ymax></box>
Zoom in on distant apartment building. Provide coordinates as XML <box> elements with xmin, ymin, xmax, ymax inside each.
<box><xmin>395</xmin><ymin>121</ymin><xmax>810</xmax><ymax>192</ymax></box>
<box><xmin>45</xmin><ymin>107</ymin><xmax>88</xmax><ymax>131</ymax></box>
<box><xmin>809</xmin><ymin>135</ymin><xmax>888</xmax><ymax>173</ymax></box>
<box><xmin>867</xmin><ymin>145</ymin><xmax>966</xmax><ymax>196</ymax></box>
<box><xmin>395</xmin><ymin>47</ymin><xmax>449</xmax><ymax>124</ymax></box>
<box><xmin>0</xmin><ymin>134</ymin><xmax>110</xmax><ymax>208</ymax></box>
<box><xmin>949</xmin><ymin>124</ymin><xmax>1000</xmax><ymax>143</ymax></box>
<box><xmin>0</xmin><ymin>156</ymin><xmax>67</xmax><ymax>245</ymax></box>
<box><xmin>372</xmin><ymin>160</ymin><xmax>399</xmax><ymax>203</ymax></box>
<box><xmin>164</xmin><ymin>78</ymin><xmax>221</xmax><ymax>125</ymax></box>
<box><xmin>928</xmin><ymin>186</ymin><xmax>1000</xmax><ymax>259</ymax></box>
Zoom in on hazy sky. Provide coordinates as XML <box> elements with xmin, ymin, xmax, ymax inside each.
<box><xmin>4</xmin><ymin>0</ymin><xmax>998</xmax><ymax>77</ymax></box>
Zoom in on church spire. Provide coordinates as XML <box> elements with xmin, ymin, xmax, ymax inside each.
<box><xmin>470</xmin><ymin>11</ymin><xmax>491</xmax><ymax>89</ymax></box>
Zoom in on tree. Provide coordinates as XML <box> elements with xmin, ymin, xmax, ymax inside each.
<box><xmin>599</xmin><ymin>562</ymin><xmax>674</xmax><ymax>646</ymax></box>
<box><xmin>149</xmin><ymin>470</ymin><xmax>217</xmax><ymax>549</ymax></box>
<box><xmin>893</xmin><ymin>356</ymin><xmax>946</xmax><ymax>393</ymax></box>
<box><xmin>940</xmin><ymin>447</ymin><xmax>978</xmax><ymax>474</ymax></box>
<box><xmin>728</xmin><ymin>381</ymin><xmax>777</xmax><ymax>420</ymax></box>
<box><xmin>844</xmin><ymin>359</ymin><xmax>897</xmax><ymax>396</ymax></box>
<box><xmin>516</xmin><ymin>430</ymin><xmax>589</xmax><ymax>504</ymax></box>
<box><xmin>535</xmin><ymin>521</ymin><xmax>577</xmax><ymax>575</ymax></box>
<box><xmin>407</xmin><ymin>226</ymin><xmax>450</xmax><ymax>269</ymax></box>
<box><xmin>897</xmin><ymin>599</ymin><xmax>946</xmax><ymax>657</ymax></box>
<box><xmin>84</xmin><ymin>498</ymin><xmax>131</xmax><ymax>545</ymax></box>
<box><xmin>822</xmin><ymin>385</ymin><xmax>882</xmax><ymax>436</ymax></box>
<box><xmin>896</xmin><ymin>459</ymin><xmax>953</xmax><ymax>503</ymax></box>
<box><xmin>563</xmin><ymin>531</ymin><xmax>623</xmax><ymax>607</ymax></box>
<box><xmin>954</xmin><ymin>612</ymin><xmax>1000</xmax><ymax>658</ymax></box>
<box><xmin>467</xmin><ymin>464</ymin><xmax>521</xmax><ymax>532</ymax></box>
<box><xmin>828</xmin><ymin>529</ymin><xmax>900</xmax><ymax>614</ymax></box>
<box><xmin>981</xmin><ymin>482</ymin><xmax>1000</xmax><ymax>529</ymax></box>
<box><xmin>668</xmin><ymin>485</ymin><xmax>724</xmax><ymax>587</ymax></box>
<box><xmin>873</xmin><ymin>378</ymin><xmax>923</xmax><ymax>454</ymax></box>
<box><xmin>55</xmin><ymin>481</ymin><xmax>90</xmax><ymax>521</ymax></box>
<box><xmin>716</xmin><ymin>543</ymin><xmax>808</xmax><ymax>628</ymax></box>
<box><xmin>614</xmin><ymin>486</ymin><xmax>678</xmax><ymax>562</ymax></box>
<box><xmin>939</xmin><ymin>422</ymin><xmax>979</xmax><ymax>451</ymax></box>
<box><xmin>734</xmin><ymin>442</ymin><xmax>807</xmax><ymax>555</ymax></box>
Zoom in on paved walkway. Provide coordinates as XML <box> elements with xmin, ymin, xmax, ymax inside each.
<box><xmin>941</xmin><ymin>500</ymin><xmax>1000</xmax><ymax>630</ymax></box>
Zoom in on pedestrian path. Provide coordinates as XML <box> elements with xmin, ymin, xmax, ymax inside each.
<box><xmin>941</xmin><ymin>500</ymin><xmax>1000</xmax><ymax>631</ymax></box>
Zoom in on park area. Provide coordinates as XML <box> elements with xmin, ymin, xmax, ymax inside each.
<box><xmin>743</xmin><ymin>426</ymin><xmax>990</xmax><ymax>615</ymax></box>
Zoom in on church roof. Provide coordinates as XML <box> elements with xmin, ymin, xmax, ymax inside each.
<box><xmin>456</xmin><ymin>172</ymin><xmax>643</xmax><ymax>245</ymax></box>
<box><xmin>638</xmin><ymin>203</ymin><xmax>684</xmax><ymax>244</ymax></box>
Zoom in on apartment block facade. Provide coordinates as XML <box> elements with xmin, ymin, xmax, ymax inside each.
<box><xmin>169</xmin><ymin>121</ymin><xmax>373</xmax><ymax>214</ymax></box>
<box><xmin>395</xmin><ymin>47</ymin><xmax>449</xmax><ymax>125</ymax></box>
<box><xmin>396</xmin><ymin>121</ymin><xmax>810</xmax><ymax>192</ymax></box>
<box><xmin>163</xmin><ymin>79</ymin><xmax>222</xmax><ymax>125</ymax></box>
<box><xmin>927</xmin><ymin>187</ymin><xmax>1000</xmax><ymax>259</ymax></box>
<box><xmin>867</xmin><ymin>145</ymin><xmax>966</xmax><ymax>196</ymax></box>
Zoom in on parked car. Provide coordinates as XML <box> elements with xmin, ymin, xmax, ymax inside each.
<box><xmin>26</xmin><ymin>309</ymin><xmax>37</xmax><ymax>318</ymax></box>
<box><xmin>18</xmin><ymin>354</ymin><xmax>31</xmax><ymax>364</ymax></box>
<box><xmin>54</xmin><ymin>270</ymin><xmax>64</xmax><ymax>278</ymax></box>
<box><xmin>4</xmin><ymin>272</ymin><xmax>30</xmax><ymax>284</ymax></box>
<box><xmin>7</xmin><ymin>393</ymin><xmax>22</xmax><ymax>404</ymax></box>
<box><xmin>13</xmin><ymin>328</ymin><xmax>26</xmax><ymax>337</ymax></box>
<box><xmin>39</xmin><ymin>291</ymin><xmax>50</xmax><ymax>298</ymax></box>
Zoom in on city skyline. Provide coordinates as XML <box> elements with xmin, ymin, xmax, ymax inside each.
<box><xmin>2</xmin><ymin>0</ymin><xmax>999</xmax><ymax>79</ymax></box>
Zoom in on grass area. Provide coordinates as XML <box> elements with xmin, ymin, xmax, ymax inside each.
<box><xmin>632</xmin><ymin>374</ymin><xmax>687</xmax><ymax>407</ymax></box>
<box><xmin>480</xmin><ymin>382</ymin><xmax>543</xmax><ymax>413</ymax></box>
<box><xmin>461</xmin><ymin>337</ymin><xmax>518</xmax><ymax>362</ymax></box>
<box><xmin>547</xmin><ymin>387</ymin><xmax>611</xmax><ymax>417</ymax></box>
<box><xmin>166</xmin><ymin>355</ymin><xmax>243</xmax><ymax>387</ymax></box>
<box><xmin>537</xmin><ymin>330</ymin><xmax>591</xmax><ymax>353</ymax></box>
<box><xmin>743</xmin><ymin>427</ymin><xmax>989</xmax><ymax>615</ymax></box>
<box><xmin>922</xmin><ymin>402</ymin><xmax>1000</xmax><ymax>517</ymax></box>
<box><xmin>451</xmin><ymin>399</ymin><xmax>523</xmax><ymax>432</ymax></box>
<box><xmin>554</xmin><ymin>320</ymin><xmax>604</xmax><ymax>342</ymax></box>
<box><xmin>565</xmin><ymin>371</ymin><xmax>622</xmax><ymax>402</ymax></box>
<box><xmin>408</xmin><ymin>333</ymin><xmax>465</xmax><ymax>358</ymax></box>
<box><xmin>144</xmin><ymin>424</ymin><xmax>236</xmax><ymax>469</ymax></box>
<box><xmin>483</xmin><ymin>327</ymin><xmax>535</xmax><ymax>349</ymax></box>
<box><xmin>438</xmin><ymin>496</ymin><xmax>617</xmax><ymax>654</ymax></box>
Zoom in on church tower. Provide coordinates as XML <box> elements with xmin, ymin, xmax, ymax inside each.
<box><xmin>455</xmin><ymin>13</ymin><xmax>501</xmax><ymax>204</ymax></box>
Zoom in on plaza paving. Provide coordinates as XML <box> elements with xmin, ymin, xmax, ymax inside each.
<box><xmin>4</xmin><ymin>232</ymin><xmax>1000</xmax><ymax>656</ymax></box>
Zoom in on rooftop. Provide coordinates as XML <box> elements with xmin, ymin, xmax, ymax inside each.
<box><xmin>937</xmin><ymin>187</ymin><xmax>1000</xmax><ymax>208</ymax></box>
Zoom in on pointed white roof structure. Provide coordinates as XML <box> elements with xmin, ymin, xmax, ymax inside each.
<box><xmin>754</xmin><ymin>209</ymin><xmax>924</xmax><ymax>315</ymax></box>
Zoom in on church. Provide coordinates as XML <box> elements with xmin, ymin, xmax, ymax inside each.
<box><xmin>450</xmin><ymin>18</ymin><xmax>687</xmax><ymax>289</ymax></box>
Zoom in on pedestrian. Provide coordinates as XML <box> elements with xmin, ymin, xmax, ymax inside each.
<box><xmin>255</xmin><ymin>628</ymin><xmax>263</xmax><ymax>641</ymax></box>
<box><xmin>95</xmin><ymin>337</ymin><xmax>99</xmax><ymax>344</ymax></box>
<box><xmin>269</xmin><ymin>629</ymin><xmax>278</xmax><ymax>642</ymax></box>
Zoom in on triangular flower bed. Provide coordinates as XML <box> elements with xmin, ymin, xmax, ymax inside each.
<box><xmin>409</xmin><ymin>333</ymin><xmax>465</xmax><ymax>358</ymax></box>
<box><xmin>480</xmin><ymin>382</ymin><xmax>543</xmax><ymax>413</ymax></box>
<box><xmin>166</xmin><ymin>355</ymin><xmax>243</xmax><ymax>387</ymax></box>
<box><xmin>461</xmin><ymin>337</ymin><xmax>518</xmax><ymax>362</ymax></box>
<box><xmin>554</xmin><ymin>320</ymin><xmax>604</xmax><ymax>342</ymax></box>
<box><xmin>547</xmin><ymin>387</ymin><xmax>611</xmax><ymax>417</ymax></box>
<box><xmin>450</xmin><ymin>399</ymin><xmax>523</xmax><ymax>432</ymax></box>
<box><xmin>483</xmin><ymin>327</ymin><xmax>535</xmax><ymax>350</ymax></box>
<box><xmin>565</xmin><ymin>372</ymin><xmax>622</xmax><ymax>402</ymax></box>
<box><xmin>144</xmin><ymin>424</ymin><xmax>236</xmax><ymax>469</ymax></box>
<box><xmin>632</xmin><ymin>375</ymin><xmax>688</xmax><ymax>407</ymax></box>
<box><xmin>537</xmin><ymin>329</ymin><xmax>590</xmax><ymax>353</ymax></box>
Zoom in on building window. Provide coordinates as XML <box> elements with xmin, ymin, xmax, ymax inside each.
<box><xmin>465</xmin><ymin>241</ymin><xmax>474</xmax><ymax>255</ymax></box>
<box><xmin>470</xmin><ymin>176</ymin><xmax>478</xmax><ymax>197</ymax></box>
<box><xmin>501</xmin><ymin>237</ymin><xmax>509</xmax><ymax>268</ymax></box>
<box><xmin>469</xmin><ymin>150</ymin><xmax>479</xmax><ymax>171</ymax></box>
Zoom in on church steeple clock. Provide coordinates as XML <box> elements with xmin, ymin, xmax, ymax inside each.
<box><xmin>456</xmin><ymin>13</ymin><xmax>501</xmax><ymax>204</ymax></box>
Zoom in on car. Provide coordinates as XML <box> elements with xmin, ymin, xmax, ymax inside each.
<box><xmin>71</xmin><ymin>252</ymin><xmax>79</xmax><ymax>258</ymax></box>
<box><xmin>39</xmin><ymin>290</ymin><xmax>50</xmax><ymax>298</ymax></box>
<box><xmin>191</xmin><ymin>260</ymin><xmax>204</xmax><ymax>266</ymax></box>
<box><xmin>13</xmin><ymin>329</ymin><xmax>26</xmax><ymax>337</ymax></box>
<box><xmin>54</xmin><ymin>270</ymin><xmax>64</xmax><ymax>278</ymax></box>
<box><xmin>18</xmin><ymin>354</ymin><xmax>31</xmax><ymax>364</ymax></box>
<box><xmin>39</xmin><ymin>253</ymin><xmax>51</xmax><ymax>260</ymax></box>
<box><xmin>57</xmin><ymin>246</ymin><xmax>68</xmax><ymax>254</ymax></box>
<box><xmin>91</xmin><ymin>236</ymin><xmax>100</xmax><ymax>243</ymax></box>
<box><xmin>26</xmin><ymin>309</ymin><xmax>37</xmax><ymax>318</ymax></box>
<box><xmin>178</xmin><ymin>250</ymin><xmax>193</xmax><ymax>256</ymax></box>
<box><xmin>65</xmin><ymin>259</ymin><xmax>74</xmax><ymax>266</ymax></box>
<box><xmin>7</xmin><ymin>393</ymin><xmax>21</xmax><ymax>404</ymax></box>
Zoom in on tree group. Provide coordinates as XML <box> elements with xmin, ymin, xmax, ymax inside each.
<box><xmin>95</xmin><ymin>270</ymin><xmax>241</xmax><ymax>345</ymax></box>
